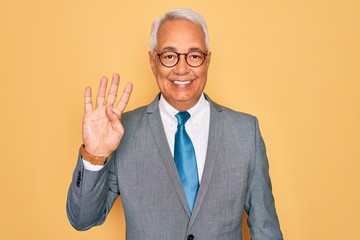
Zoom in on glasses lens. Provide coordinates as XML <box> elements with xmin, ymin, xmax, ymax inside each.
<box><xmin>159</xmin><ymin>52</ymin><xmax>178</xmax><ymax>67</ymax></box>
<box><xmin>186</xmin><ymin>51</ymin><xmax>206</xmax><ymax>67</ymax></box>
<box><xmin>157</xmin><ymin>51</ymin><xmax>207</xmax><ymax>67</ymax></box>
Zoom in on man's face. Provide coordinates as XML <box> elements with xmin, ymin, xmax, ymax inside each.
<box><xmin>150</xmin><ymin>19</ymin><xmax>211</xmax><ymax>111</ymax></box>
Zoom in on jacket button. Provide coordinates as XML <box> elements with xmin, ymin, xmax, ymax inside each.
<box><xmin>187</xmin><ymin>234</ymin><xmax>194</xmax><ymax>240</ymax></box>
<box><xmin>76</xmin><ymin>180</ymin><xmax>81</xmax><ymax>187</ymax></box>
<box><xmin>76</xmin><ymin>170</ymin><xmax>82</xmax><ymax>187</ymax></box>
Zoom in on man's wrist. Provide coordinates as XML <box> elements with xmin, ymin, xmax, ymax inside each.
<box><xmin>79</xmin><ymin>144</ymin><xmax>111</xmax><ymax>165</ymax></box>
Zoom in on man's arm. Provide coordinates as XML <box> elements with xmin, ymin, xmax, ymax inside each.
<box><xmin>66</xmin><ymin>73</ymin><xmax>132</xmax><ymax>230</ymax></box>
<box><xmin>66</xmin><ymin>154</ymin><xmax>119</xmax><ymax>230</ymax></box>
<box><xmin>244</xmin><ymin>117</ymin><xmax>283</xmax><ymax>239</ymax></box>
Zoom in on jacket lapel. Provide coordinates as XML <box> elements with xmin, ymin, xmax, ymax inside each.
<box><xmin>188</xmin><ymin>96</ymin><xmax>224</xmax><ymax>229</ymax></box>
<box><xmin>146</xmin><ymin>94</ymin><xmax>191</xmax><ymax>217</ymax></box>
<box><xmin>145</xmin><ymin>94</ymin><xmax>224</xmax><ymax>222</ymax></box>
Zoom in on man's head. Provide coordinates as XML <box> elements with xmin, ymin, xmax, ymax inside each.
<box><xmin>149</xmin><ymin>9</ymin><xmax>211</xmax><ymax>111</ymax></box>
<box><xmin>149</xmin><ymin>9</ymin><xmax>210</xmax><ymax>52</ymax></box>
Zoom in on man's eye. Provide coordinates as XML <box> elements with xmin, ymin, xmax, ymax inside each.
<box><xmin>162</xmin><ymin>53</ymin><xmax>177</xmax><ymax>59</ymax></box>
<box><xmin>189</xmin><ymin>54</ymin><xmax>203</xmax><ymax>59</ymax></box>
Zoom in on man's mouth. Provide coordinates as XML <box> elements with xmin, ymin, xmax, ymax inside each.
<box><xmin>173</xmin><ymin>80</ymin><xmax>192</xmax><ymax>85</ymax></box>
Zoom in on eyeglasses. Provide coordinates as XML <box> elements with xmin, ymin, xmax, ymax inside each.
<box><xmin>155</xmin><ymin>50</ymin><xmax>208</xmax><ymax>68</ymax></box>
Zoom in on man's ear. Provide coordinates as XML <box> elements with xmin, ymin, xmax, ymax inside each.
<box><xmin>149</xmin><ymin>51</ymin><xmax>156</xmax><ymax>72</ymax></box>
<box><xmin>206</xmin><ymin>52</ymin><xmax>211</xmax><ymax>68</ymax></box>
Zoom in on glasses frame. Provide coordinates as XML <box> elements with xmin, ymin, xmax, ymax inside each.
<box><xmin>154</xmin><ymin>50</ymin><xmax>208</xmax><ymax>68</ymax></box>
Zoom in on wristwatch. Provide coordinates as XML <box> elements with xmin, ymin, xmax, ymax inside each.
<box><xmin>79</xmin><ymin>144</ymin><xmax>111</xmax><ymax>165</ymax></box>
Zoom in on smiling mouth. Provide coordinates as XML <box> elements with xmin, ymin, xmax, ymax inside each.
<box><xmin>174</xmin><ymin>80</ymin><xmax>191</xmax><ymax>85</ymax></box>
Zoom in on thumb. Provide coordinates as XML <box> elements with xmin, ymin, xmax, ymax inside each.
<box><xmin>106</xmin><ymin>105</ymin><xmax>121</xmax><ymax>123</ymax></box>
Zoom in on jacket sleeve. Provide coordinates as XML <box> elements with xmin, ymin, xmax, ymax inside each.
<box><xmin>66</xmin><ymin>153</ymin><xmax>119</xmax><ymax>231</ymax></box>
<box><xmin>244</xmin><ymin>117</ymin><xmax>283</xmax><ymax>239</ymax></box>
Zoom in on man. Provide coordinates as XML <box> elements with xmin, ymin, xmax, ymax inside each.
<box><xmin>67</xmin><ymin>8</ymin><xmax>283</xmax><ymax>240</ymax></box>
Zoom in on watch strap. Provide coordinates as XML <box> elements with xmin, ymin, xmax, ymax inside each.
<box><xmin>79</xmin><ymin>144</ymin><xmax>111</xmax><ymax>166</ymax></box>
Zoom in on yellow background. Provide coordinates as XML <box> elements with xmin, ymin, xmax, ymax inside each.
<box><xmin>1</xmin><ymin>0</ymin><xmax>359</xmax><ymax>239</ymax></box>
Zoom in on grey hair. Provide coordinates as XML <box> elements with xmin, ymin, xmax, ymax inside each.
<box><xmin>149</xmin><ymin>8</ymin><xmax>210</xmax><ymax>52</ymax></box>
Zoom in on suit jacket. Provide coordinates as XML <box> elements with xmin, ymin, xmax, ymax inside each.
<box><xmin>67</xmin><ymin>94</ymin><xmax>283</xmax><ymax>240</ymax></box>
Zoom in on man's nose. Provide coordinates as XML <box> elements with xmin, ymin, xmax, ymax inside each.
<box><xmin>174</xmin><ymin>55</ymin><xmax>190</xmax><ymax>74</ymax></box>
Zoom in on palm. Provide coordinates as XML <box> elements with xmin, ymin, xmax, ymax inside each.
<box><xmin>82</xmin><ymin>74</ymin><xmax>132</xmax><ymax>157</ymax></box>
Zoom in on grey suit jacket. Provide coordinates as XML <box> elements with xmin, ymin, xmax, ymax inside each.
<box><xmin>67</xmin><ymin>94</ymin><xmax>283</xmax><ymax>240</ymax></box>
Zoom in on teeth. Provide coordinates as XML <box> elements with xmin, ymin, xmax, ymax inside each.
<box><xmin>174</xmin><ymin>81</ymin><xmax>191</xmax><ymax>85</ymax></box>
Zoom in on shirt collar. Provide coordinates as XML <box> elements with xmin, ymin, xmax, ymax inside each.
<box><xmin>158</xmin><ymin>94</ymin><xmax>209</xmax><ymax>123</ymax></box>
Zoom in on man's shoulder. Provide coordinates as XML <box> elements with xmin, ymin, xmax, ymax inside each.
<box><xmin>122</xmin><ymin>94</ymin><xmax>160</xmax><ymax>122</ymax></box>
<box><xmin>209</xmin><ymin>99</ymin><xmax>256</xmax><ymax>123</ymax></box>
<box><xmin>122</xmin><ymin>105</ymin><xmax>150</xmax><ymax>122</ymax></box>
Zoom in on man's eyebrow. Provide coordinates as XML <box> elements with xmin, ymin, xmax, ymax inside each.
<box><xmin>160</xmin><ymin>47</ymin><xmax>204</xmax><ymax>52</ymax></box>
<box><xmin>161</xmin><ymin>47</ymin><xmax>177</xmax><ymax>51</ymax></box>
<box><xmin>189</xmin><ymin>47</ymin><xmax>202</xmax><ymax>52</ymax></box>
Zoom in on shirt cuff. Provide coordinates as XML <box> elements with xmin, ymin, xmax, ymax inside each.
<box><xmin>82</xmin><ymin>158</ymin><xmax>105</xmax><ymax>171</ymax></box>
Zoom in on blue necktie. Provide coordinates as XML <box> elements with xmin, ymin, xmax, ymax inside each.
<box><xmin>174</xmin><ymin>111</ymin><xmax>199</xmax><ymax>213</ymax></box>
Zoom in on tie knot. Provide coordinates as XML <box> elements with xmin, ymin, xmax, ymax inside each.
<box><xmin>176</xmin><ymin>111</ymin><xmax>191</xmax><ymax>126</ymax></box>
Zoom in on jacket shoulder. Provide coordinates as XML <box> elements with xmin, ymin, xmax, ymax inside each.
<box><xmin>121</xmin><ymin>105</ymin><xmax>149</xmax><ymax>128</ymax></box>
<box><xmin>210</xmin><ymin>100</ymin><xmax>257</xmax><ymax>125</ymax></box>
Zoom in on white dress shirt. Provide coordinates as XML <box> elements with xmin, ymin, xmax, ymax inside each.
<box><xmin>83</xmin><ymin>94</ymin><xmax>210</xmax><ymax>182</ymax></box>
<box><xmin>158</xmin><ymin>94</ymin><xmax>210</xmax><ymax>182</ymax></box>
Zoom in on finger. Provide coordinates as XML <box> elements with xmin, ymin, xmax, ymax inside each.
<box><xmin>115</xmin><ymin>82</ymin><xmax>133</xmax><ymax>117</ymax></box>
<box><xmin>96</xmin><ymin>76</ymin><xmax>108</xmax><ymax>107</ymax></box>
<box><xmin>106</xmin><ymin>105</ymin><xmax>121</xmax><ymax>123</ymax></box>
<box><xmin>84</xmin><ymin>87</ymin><xmax>93</xmax><ymax>113</ymax></box>
<box><xmin>106</xmin><ymin>73</ymin><xmax>120</xmax><ymax>106</ymax></box>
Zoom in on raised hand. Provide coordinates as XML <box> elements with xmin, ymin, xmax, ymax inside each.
<box><xmin>82</xmin><ymin>73</ymin><xmax>133</xmax><ymax>158</ymax></box>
